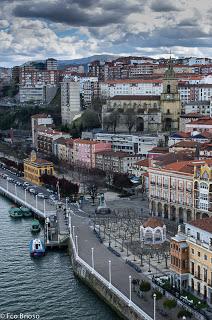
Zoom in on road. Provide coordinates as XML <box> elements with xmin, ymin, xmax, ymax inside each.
<box><xmin>0</xmin><ymin>167</ymin><xmax>56</xmax><ymax>216</ymax></box>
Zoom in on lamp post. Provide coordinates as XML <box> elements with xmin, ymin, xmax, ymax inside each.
<box><xmin>24</xmin><ymin>189</ymin><xmax>27</xmax><ymax>204</ymax></box>
<box><xmin>75</xmin><ymin>235</ymin><xmax>78</xmax><ymax>256</ymax></box>
<box><xmin>35</xmin><ymin>194</ymin><xmax>38</xmax><ymax>209</ymax></box>
<box><xmin>109</xmin><ymin>260</ymin><xmax>111</xmax><ymax>288</ymax></box>
<box><xmin>148</xmin><ymin>254</ymin><xmax>151</xmax><ymax>273</ymax></box>
<box><xmin>65</xmin><ymin>197</ymin><xmax>69</xmax><ymax>218</ymax></box>
<box><xmin>153</xmin><ymin>293</ymin><xmax>156</xmax><ymax>320</ymax></box>
<box><xmin>91</xmin><ymin>247</ymin><xmax>94</xmax><ymax>273</ymax></box>
<box><xmin>6</xmin><ymin>179</ymin><xmax>9</xmax><ymax>191</ymax></box>
<box><xmin>72</xmin><ymin>226</ymin><xmax>75</xmax><ymax>241</ymax></box>
<box><xmin>15</xmin><ymin>184</ymin><xmax>17</xmax><ymax>197</ymax></box>
<box><xmin>69</xmin><ymin>214</ymin><xmax>72</xmax><ymax>232</ymax></box>
<box><xmin>43</xmin><ymin>199</ymin><xmax>46</xmax><ymax>217</ymax></box>
<box><xmin>46</xmin><ymin>217</ymin><xmax>49</xmax><ymax>244</ymax></box>
<box><xmin>128</xmin><ymin>275</ymin><xmax>132</xmax><ymax>306</ymax></box>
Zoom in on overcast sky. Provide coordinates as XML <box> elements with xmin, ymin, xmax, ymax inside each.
<box><xmin>0</xmin><ymin>0</ymin><xmax>212</xmax><ymax>66</ymax></box>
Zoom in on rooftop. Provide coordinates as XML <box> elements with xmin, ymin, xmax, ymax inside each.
<box><xmin>95</xmin><ymin>150</ymin><xmax>131</xmax><ymax>157</ymax></box>
<box><xmin>171</xmin><ymin>141</ymin><xmax>200</xmax><ymax>148</ymax></box>
<box><xmin>143</xmin><ymin>217</ymin><xmax>164</xmax><ymax>228</ymax></box>
<box><xmin>188</xmin><ymin>218</ymin><xmax>212</xmax><ymax>233</ymax></box>
<box><xmin>110</xmin><ymin>95</ymin><xmax>160</xmax><ymax>101</ymax></box>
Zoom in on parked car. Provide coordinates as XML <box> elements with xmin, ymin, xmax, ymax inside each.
<box><xmin>37</xmin><ymin>193</ymin><xmax>44</xmax><ymax>198</ymax></box>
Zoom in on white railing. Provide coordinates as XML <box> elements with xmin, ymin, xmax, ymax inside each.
<box><xmin>0</xmin><ymin>185</ymin><xmax>49</xmax><ymax>218</ymax></box>
<box><xmin>69</xmin><ymin>232</ymin><xmax>153</xmax><ymax>320</ymax></box>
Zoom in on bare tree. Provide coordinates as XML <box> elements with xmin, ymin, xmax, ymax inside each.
<box><xmin>125</xmin><ymin>109</ymin><xmax>136</xmax><ymax>133</ymax></box>
<box><xmin>110</xmin><ymin>110</ymin><xmax>120</xmax><ymax>133</ymax></box>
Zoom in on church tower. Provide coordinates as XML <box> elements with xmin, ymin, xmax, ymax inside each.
<box><xmin>160</xmin><ymin>58</ymin><xmax>182</xmax><ymax>131</ymax></box>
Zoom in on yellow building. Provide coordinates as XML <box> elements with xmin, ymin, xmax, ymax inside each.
<box><xmin>170</xmin><ymin>218</ymin><xmax>212</xmax><ymax>305</ymax></box>
<box><xmin>24</xmin><ymin>150</ymin><xmax>54</xmax><ymax>185</ymax></box>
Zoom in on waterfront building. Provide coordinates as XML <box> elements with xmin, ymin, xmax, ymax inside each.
<box><xmin>170</xmin><ymin>219</ymin><xmax>212</xmax><ymax>305</ymax></box>
<box><xmin>95</xmin><ymin>150</ymin><xmax>141</xmax><ymax>174</ymax></box>
<box><xmin>31</xmin><ymin>114</ymin><xmax>53</xmax><ymax>148</ymax></box>
<box><xmin>61</xmin><ymin>79</ymin><xmax>81</xmax><ymax>125</ymax></box>
<box><xmin>73</xmin><ymin>139</ymin><xmax>111</xmax><ymax>168</ymax></box>
<box><xmin>37</xmin><ymin>129</ymin><xmax>71</xmax><ymax>155</ymax></box>
<box><xmin>149</xmin><ymin>159</ymin><xmax>212</xmax><ymax>222</ymax></box>
<box><xmin>24</xmin><ymin>150</ymin><xmax>54</xmax><ymax>185</ymax></box>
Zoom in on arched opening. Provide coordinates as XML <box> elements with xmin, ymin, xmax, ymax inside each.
<box><xmin>179</xmin><ymin>208</ymin><xmax>184</xmax><ymax>223</ymax></box>
<box><xmin>164</xmin><ymin>204</ymin><xmax>168</xmax><ymax>219</ymax></box>
<box><xmin>136</xmin><ymin>117</ymin><xmax>144</xmax><ymax>132</ymax></box>
<box><xmin>187</xmin><ymin>210</ymin><xmax>192</xmax><ymax>222</ymax></box>
<box><xmin>158</xmin><ymin>202</ymin><xmax>162</xmax><ymax>217</ymax></box>
<box><xmin>151</xmin><ymin>201</ymin><xmax>156</xmax><ymax>216</ymax></box>
<box><xmin>170</xmin><ymin>206</ymin><xmax>176</xmax><ymax>221</ymax></box>
<box><xmin>164</xmin><ymin>118</ymin><xmax>172</xmax><ymax>131</ymax></box>
<box><xmin>202</xmin><ymin>213</ymin><xmax>209</xmax><ymax>219</ymax></box>
<box><xmin>167</xmin><ymin>84</ymin><xmax>171</xmax><ymax>93</ymax></box>
<box><xmin>144</xmin><ymin>229</ymin><xmax>154</xmax><ymax>243</ymax></box>
<box><xmin>154</xmin><ymin>229</ymin><xmax>163</xmax><ymax>243</ymax></box>
<box><xmin>196</xmin><ymin>212</ymin><xmax>201</xmax><ymax>220</ymax></box>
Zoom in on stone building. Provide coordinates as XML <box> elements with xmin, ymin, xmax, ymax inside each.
<box><xmin>102</xmin><ymin>61</ymin><xmax>182</xmax><ymax>133</ymax></box>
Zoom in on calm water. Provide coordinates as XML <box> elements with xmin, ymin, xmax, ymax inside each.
<box><xmin>0</xmin><ymin>196</ymin><xmax>119</xmax><ymax>320</ymax></box>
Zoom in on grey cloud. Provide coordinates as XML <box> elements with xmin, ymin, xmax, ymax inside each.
<box><xmin>13</xmin><ymin>0</ymin><xmax>139</xmax><ymax>27</ymax></box>
<box><xmin>150</xmin><ymin>0</ymin><xmax>183</xmax><ymax>12</ymax></box>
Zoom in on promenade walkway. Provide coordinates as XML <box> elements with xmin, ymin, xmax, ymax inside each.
<box><xmin>69</xmin><ymin>205</ymin><xmax>181</xmax><ymax>320</ymax></box>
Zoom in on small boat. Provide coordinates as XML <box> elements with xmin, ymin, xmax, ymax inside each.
<box><xmin>9</xmin><ymin>207</ymin><xmax>23</xmax><ymax>218</ymax></box>
<box><xmin>20</xmin><ymin>206</ymin><xmax>32</xmax><ymax>218</ymax></box>
<box><xmin>29</xmin><ymin>239</ymin><xmax>45</xmax><ymax>257</ymax></box>
<box><xmin>31</xmin><ymin>220</ymin><xmax>41</xmax><ymax>233</ymax></box>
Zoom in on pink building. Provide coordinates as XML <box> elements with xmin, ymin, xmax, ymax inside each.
<box><xmin>73</xmin><ymin>139</ymin><xmax>111</xmax><ymax>168</ymax></box>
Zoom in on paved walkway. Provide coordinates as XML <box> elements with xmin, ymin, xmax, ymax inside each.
<box><xmin>69</xmin><ymin>205</ymin><xmax>182</xmax><ymax>320</ymax></box>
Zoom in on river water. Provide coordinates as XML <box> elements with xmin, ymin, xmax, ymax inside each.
<box><xmin>0</xmin><ymin>196</ymin><xmax>119</xmax><ymax>320</ymax></box>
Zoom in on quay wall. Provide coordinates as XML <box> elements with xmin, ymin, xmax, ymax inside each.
<box><xmin>68</xmin><ymin>238</ymin><xmax>153</xmax><ymax>320</ymax></box>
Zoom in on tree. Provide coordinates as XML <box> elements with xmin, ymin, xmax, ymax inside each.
<box><xmin>110</xmin><ymin>110</ymin><xmax>120</xmax><ymax>133</ymax></box>
<box><xmin>81</xmin><ymin>109</ymin><xmax>100</xmax><ymax>130</ymax></box>
<box><xmin>113</xmin><ymin>173</ymin><xmax>133</xmax><ymax>190</ymax></box>
<box><xmin>125</xmin><ymin>109</ymin><xmax>136</xmax><ymax>133</ymax></box>
<box><xmin>87</xmin><ymin>183</ymin><xmax>98</xmax><ymax>204</ymax></box>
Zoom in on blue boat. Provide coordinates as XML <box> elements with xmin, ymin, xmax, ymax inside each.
<box><xmin>29</xmin><ymin>239</ymin><xmax>45</xmax><ymax>257</ymax></box>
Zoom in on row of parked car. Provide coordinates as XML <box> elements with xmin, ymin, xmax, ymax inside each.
<box><xmin>0</xmin><ymin>168</ymin><xmax>59</xmax><ymax>204</ymax></box>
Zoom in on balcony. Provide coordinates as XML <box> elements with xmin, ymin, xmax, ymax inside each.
<box><xmin>194</xmin><ymin>273</ymin><xmax>202</xmax><ymax>280</ymax></box>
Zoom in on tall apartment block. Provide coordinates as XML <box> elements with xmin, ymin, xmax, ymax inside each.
<box><xmin>61</xmin><ymin>79</ymin><xmax>81</xmax><ymax>125</ymax></box>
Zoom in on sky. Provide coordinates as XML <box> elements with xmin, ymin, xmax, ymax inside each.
<box><xmin>0</xmin><ymin>0</ymin><xmax>212</xmax><ymax>67</ymax></box>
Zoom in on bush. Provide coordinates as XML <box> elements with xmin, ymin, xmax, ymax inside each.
<box><xmin>139</xmin><ymin>281</ymin><xmax>151</xmax><ymax>292</ymax></box>
<box><xmin>177</xmin><ymin>310</ymin><xmax>192</xmax><ymax>318</ymax></box>
<box><xmin>163</xmin><ymin>299</ymin><xmax>177</xmax><ymax>309</ymax></box>
<box><xmin>152</xmin><ymin>290</ymin><xmax>163</xmax><ymax>300</ymax></box>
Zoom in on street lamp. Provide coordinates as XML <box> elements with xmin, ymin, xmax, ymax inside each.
<box><xmin>24</xmin><ymin>189</ymin><xmax>27</xmax><ymax>204</ymax></box>
<box><xmin>91</xmin><ymin>247</ymin><xmax>94</xmax><ymax>273</ymax></box>
<box><xmin>15</xmin><ymin>184</ymin><xmax>17</xmax><ymax>197</ymax></box>
<box><xmin>108</xmin><ymin>260</ymin><xmax>111</xmax><ymax>288</ymax></box>
<box><xmin>45</xmin><ymin>217</ymin><xmax>49</xmax><ymax>244</ymax></box>
<box><xmin>75</xmin><ymin>235</ymin><xmax>78</xmax><ymax>256</ymax></box>
<box><xmin>6</xmin><ymin>179</ymin><xmax>9</xmax><ymax>191</ymax></box>
<box><xmin>72</xmin><ymin>225</ymin><xmax>75</xmax><ymax>241</ymax></box>
<box><xmin>43</xmin><ymin>199</ymin><xmax>46</xmax><ymax>217</ymax></box>
<box><xmin>182</xmin><ymin>316</ymin><xmax>186</xmax><ymax>320</ymax></box>
<box><xmin>35</xmin><ymin>194</ymin><xmax>38</xmax><ymax>209</ymax></box>
<box><xmin>128</xmin><ymin>275</ymin><xmax>132</xmax><ymax>306</ymax></box>
<box><xmin>65</xmin><ymin>197</ymin><xmax>69</xmax><ymax>218</ymax></box>
<box><xmin>153</xmin><ymin>293</ymin><xmax>156</xmax><ymax>320</ymax></box>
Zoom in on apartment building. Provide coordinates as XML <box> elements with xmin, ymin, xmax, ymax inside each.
<box><xmin>37</xmin><ymin>129</ymin><xmax>71</xmax><ymax>155</ymax></box>
<box><xmin>73</xmin><ymin>139</ymin><xmax>111</xmax><ymax>168</ymax></box>
<box><xmin>31</xmin><ymin>113</ymin><xmax>53</xmax><ymax>147</ymax></box>
<box><xmin>94</xmin><ymin>133</ymin><xmax>163</xmax><ymax>156</ymax></box>
<box><xmin>61</xmin><ymin>79</ymin><xmax>81</xmax><ymax>125</ymax></box>
<box><xmin>95</xmin><ymin>150</ymin><xmax>141</xmax><ymax>173</ymax></box>
<box><xmin>170</xmin><ymin>218</ymin><xmax>212</xmax><ymax>305</ymax></box>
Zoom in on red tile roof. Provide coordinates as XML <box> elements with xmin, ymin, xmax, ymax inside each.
<box><xmin>143</xmin><ymin>217</ymin><xmax>164</xmax><ymax>228</ymax></box>
<box><xmin>95</xmin><ymin>150</ymin><xmax>131</xmax><ymax>157</ymax></box>
<box><xmin>188</xmin><ymin>118</ymin><xmax>212</xmax><ymax>125</ymax></box>
<box><xmin>188</xmin><ymin>218</ymin><xmax>212</xmax><ymax>233</ymax></box>
<box><xmin>163</xmin><ymin>160</ymin><xmax>196</xmax><ymax>174</ymax></box>
<box><xmin>171</xmin><ymin>141</ymin><xmax>200</xmax><ymax>148</ymax></box>
<box><xmin>134</xmin><ymin>159</ymin><xmax>151</xmax><ymax>167</ymax></box>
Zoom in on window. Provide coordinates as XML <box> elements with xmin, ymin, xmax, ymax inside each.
<box><xmin>198</xmin><ymin>251</ymin><xmax>201</xmax><ymax>257</ymax></box>
<box><xmin>191</xmin><ymin>248</ymin><xmax>194</xmax><ymax>254</ymax></box>
<box><xmin>197</xmin><ymin>232</ymin><xmax>200</xmax><ymax>241</ymax></box>
<box><xmin>204</xmin><ymin>255</ymin><xmax>207</xmax><ymax>261</ymax></box>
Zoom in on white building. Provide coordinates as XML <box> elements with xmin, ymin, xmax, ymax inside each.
<box><xmin>94</xmin><ymin>133</ymin><xmax>164</xmax><ymax>156</ymax></box>
<box><xmin>19</xmin><ymin>84</ymin><xmax>57</xmax><ymax>103</ymax></box>
<box><xmin>61</xmin><ymin>79</ymin><xmax>81</xmax><ymax>125</ymax></box>
<box><xmin>100</xmin><ymin>79</ymin><xmax>163</xmax><ymax>98</ymax></box>
<box><xmin>184</xmin><ymin>101</ymin><xmax>210</xmax><ymax>115</ymax></box>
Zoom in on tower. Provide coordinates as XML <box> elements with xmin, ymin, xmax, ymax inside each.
<box><xmin>160</xmin><ymin>58</ymin><xmax>181</xmax><ymax>131</ymax></box>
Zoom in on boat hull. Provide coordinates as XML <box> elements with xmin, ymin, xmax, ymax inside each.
<box><xmin>29</xmin><ymin>239</ymin><xmax>45</xmax><ymax>257</ymax></box>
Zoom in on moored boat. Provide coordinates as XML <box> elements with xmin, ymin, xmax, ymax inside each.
<box><xmin>20</xmin><ymin>207</ymin><xmax>32</xmax><ymax>218</ymax></box>
<box><xmin>29</xmin><ymin>239</ymin><xmax>45</xmax><ymax>257</ymax></box>
<box><xmin>31</xmin><ymin>219</ymin><xmax>41</xmax><ymax>233</ymax></box>
<box><xmin>9</xmin><ymin>207</ymin><xmax>23</xmax><ymax>218</ymax></box>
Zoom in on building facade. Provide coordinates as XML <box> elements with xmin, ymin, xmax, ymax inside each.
<box><xmin>61</xmin><ymin>79</ymin><xmax>81</xmax><ymax>125</ymax></box>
